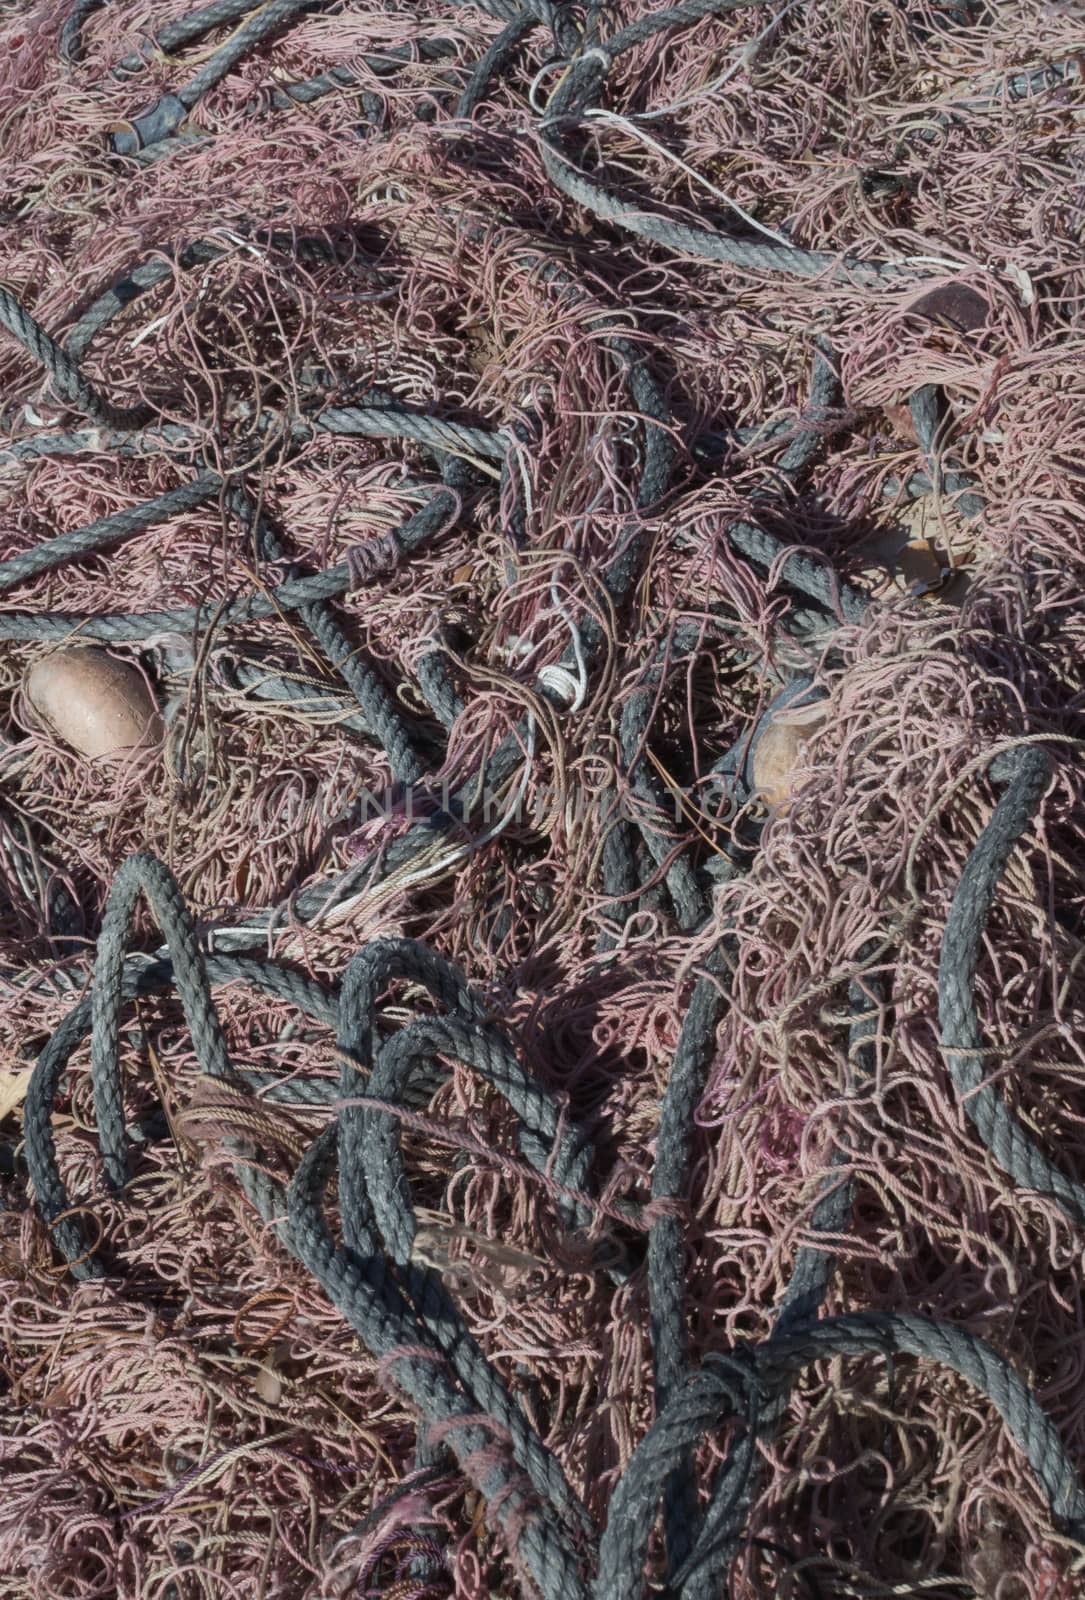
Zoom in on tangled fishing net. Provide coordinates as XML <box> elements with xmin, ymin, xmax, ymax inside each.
<box><xmin>1</xmin><ymin>0</ymin><xmax>1084</xmax><ymax>1595</ymax></box>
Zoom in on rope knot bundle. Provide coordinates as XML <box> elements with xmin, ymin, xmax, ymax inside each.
<box><xmin>346</xmin><ymin>528</ymin><xmax>405</xmax><ymax>585</ymax></box>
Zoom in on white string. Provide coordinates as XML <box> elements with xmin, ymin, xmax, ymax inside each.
<box><xmin>538</xmin><ymin>663</ymin><xmax>584</xmax><ymax>709</ymax></box>
<box><xmin>543</xmin><ymin>564</ymin><xmax>588</xmax><ymax>712</ymax></box>
<box><xmin>528</xmin><ymin>58</ymin><xmax>568</xmax><ymax>115</ymax></box>
<box><xmin>277</xmin><ymin>717</ymin><xmax>540</xmax><ymax>943</ymax></box>
<box><xmin>580</xmin><ymin>107</ymin><xmax>797</xmax><ymax>250</ymax></box>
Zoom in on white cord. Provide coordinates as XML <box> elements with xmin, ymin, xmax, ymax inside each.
<box><xmin>538</xmin><ymin>663</ymin><xmax>584</xmax><ymax>709</ymax></box>
<box><xmin>542</xmin><ymin>564</ymin><xmax>588</xmax><ymax>711</ymax></box>
<box><xmin>578</xmin><ymin>108</ymin><xmax>798</xmax><ymax>250</ymax></box>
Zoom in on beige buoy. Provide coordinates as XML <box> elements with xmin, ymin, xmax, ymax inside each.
<box><xmin>25</xmin><ymin>648</ymin><xmax>163</xmax><ymax>759</ymax></box>
<box><xmin>750</xmin><ymin>700</ymin><xmax>827</xmax><ymax>812</ymax></box>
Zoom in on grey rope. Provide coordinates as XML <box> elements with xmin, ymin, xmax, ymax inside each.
<box><xmin>603</xmin><ymin>348</ymin><xmax>851</xmax><ymax>945</ymax></box>
<box><xmin>109</xmin><ymin>0</ymin><xmax>260</xmax><ymax>79</ymax></box>
<box><xmin>213</xmin><ymin>655</ymin><xmax>377</xmax><ymax>740</ymax></box>
<box><xmin>596</xmin><ymin>787</ymin><xmax>642</xmax><ymax>951</ymax></box>
<box><xmin>723</xmin><ymin>519</ymin><xmax>871</xmax><ymax>625</ymax></box>
<box><xmin>0</xmin><ymin>488</ymin><xmax>456</xmax><ymax>641</ymax></box>
<box><xmin>649</xmin><ymin>943</ymin><xmax>731</xmax><ymax>1574</ymax></box>
<box><xmin>288</xmin><ymin>1127</ymin><xmax>591</xmax><ymax>1600</ymax></box>
<box><xmin>539</xmin><ymin>3</ymin><xmax>923</xmax><ymax>287</ymax></box>
<box><xmin>455</xmin><ymin>12</ymin><xmax>538</xmax><ymax>119</ymax></box>
<box><xmin>65</xmin><ymin>231</ymin><xmax>388</xmax><ymax>362</ymax></box>
<box><xmin>0</xmin><ymin>476</ymin><xmax>222</xmax><ymax>594</ymax></box>
<box><xmin>23</xmin><ymin>868</ymin><xmax>339</xmax><ymax>1278</ymax></box>
<box><xmin>0</xmin><ymin>422</ymin><xmax>203</xmax><ymax>466</ymax></box>
<box><xmin>59</xmin><ymin>0</ymin><xmax>106</xmax><ymax>64</ymax></box>
<box><xmin>415</xmin><ymin>645</ymin><xmax>465</xmax><ymax>730</ymax></box>
<box><xmin>231</xmin><ymin>483</ymin><xmax>430</xmax><ymax>786</ymax></box>
<box><xmin>88</xmin><ymin>856</ymin><xmax>289</xmax><ymax>1232</ymax></box>
<box><xmin>110</xmin><ymin>0</ymin><xmax>339</xmax><ymax>154</ymax></box>
<box><xmin>0</xmin><ymin>283</ymin><xmax>153</xmax><ymax>429</ymax></box>
<box><xmin>681</xmin><ymin>345</ymin><xmax>872</xmax><ymax>629</ymax></box>
<box><xmin>909</xmin><ymin>384</ymin><xmax>987</xmax><ymax>521</ymax></box>
<box><xmin>448</xmin><ymin>0</ymin><xmax>580</xmax><ymax>54</ymax></box>
<box><xmin>771</xmin><ymin>335</ymin><xmax>842</xmax><ymax>482</ymax></box>
<box><xmin>24</xmin><ymin>942</ymin><xmax>338</xmax><ymax>1272</ymax></box>
<box><xmin>938</xmin><ymin>745</ymin><xmax>1085</xmax><ymax>1223</ymax></box>
<box><xmin>617</xmin><ymin>636</ymin><xmax>709</xmax><ymax>933</ymax></box>
<box><xmin>336</xmin><ymin>941</ymin><xmax>595</xmax><ymax>1537</ymax></box>
<box><xmin>597</xmin><ymin>1311</ymin><xmax>1085</xmax><ymax>1600</ymax></box>
<box><xmin>683</xmin><ymin>959</ymin><xmax>884</xmax><ymax>1597</ymax></box>
<box><xmin>725</xmin><ymin>343</ymin><xmax>870</xmax><ymax>623</ymax></box>
<box><xmin>3</xmin><ymin>400</ymin><xmax>508</xmax><ymax>471</ymax></box>
<box><xmin>310</xmin><ymin>405</ymin><xmax>508</xmax><ymax>462</ymax></box>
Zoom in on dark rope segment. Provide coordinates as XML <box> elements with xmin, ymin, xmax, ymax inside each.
<box><xmin>336</xmin><ymin>940</ymin><xmax>595</xmax><ymax>1537</ymax></box>
<box><xmin>0</xmin><ymin>284</ymin><xmax>154</xmax><ymax>429</ymax></box>
<box><xmin>0</xmin><ymin>487</ymin><xmax>458</xmax><ymax>641</ymax></box>
<box><xmin>649</xmin><ymin>944</ymin><xmax>730</xmax><ymax>1574</ymax></box>
<box><xmin>24</xmin><ymin>946</ymin><xmax>337</xmax><ymax>1278</ymax></box>
<box><xmin>109</xmin><ymin>0</ymin><xmax>260</xmax><ymax>79</ymax></box>
<box><xmin>727</xmin><ymin>337</ymin><xmax>872</xmax><ymax>625</ymax></box>
<box><xmin>723</xmin><ymin>519</ymin><xmax>871</xmax><ymax>626</ymax></box>
<box><xmin>232</xmin><ymin>484</ymin><xmax>429</xmax><ymax>786</ymax></box>
<box><xmin>266</xmin><ymin>34</ymin><xmax>459</xmax><ymax>109</ymax></box>
<box><xmin>682</xmin><ymin>961</ymin><xmax>885</xmax><ymax>1599</ymax></box>
<box><xmin>287</xmin><ymin>1127</ymin><xmax>592</xmax><ymax>1600</ymax></box>
<box><xmin>28</xmin><ymin>903</ymin><xmax>603</xmax><ymax>1563</ymax></box>
<box><xmin>909</xmin><ymin>383</ymin><xmax>987</xmax><ymax>521</ymax></box>
<box><xmin>213</xmin><ymin>656</ymin><xmax>378</xmax><ymax>739</ymax></box>
<box><xmin>938</xmin><ymin>745</ymin><xmax>1085</xmax><ymax>1222</ymax></box>
<box><xmin>0</xmin><ymin>423</ymin><xmax>204</xmax><ymax>465</ymax></box>
<box><xmin>415</xmin><ymin>645</ymin><xmax>465</xmax><ymax>729</ymax></box>
<box><xmin>65</xmin><ymin>231</ymin><xmax>388</xmax><ymax>362</ymax></box>
<box><xmin>0</xmin><ymin>476</ymin><xmax>222</xmax><ymax>594</ymax></box>
<box><xmin>26</xmin><ymin>859</ymin><xmax>601</xmax><ymax>1599</ymax></box>
<box><xmin>59</xmin><ymin>0</ymin><xmax>107</xmax><ymax>64</ymax></box>
<box><xmin>88</xmin><ymin>856</ymin><xmax>291</xmax><ymax>1233</ymax></box>
<box><xmin>538</xmin><ymin>2</ymin><xmax>924</xmax><ymax>287</ymax></box>
<box><xmin>455</xmin><ymin>12</ymin><xmax>538</xmax><ymax>119</ymax></box>
<box><xmin>0</xmin><ymin>407</ymin><xmax>508</xmax><ymax>482</ymax></box>
<box><xmin>310</xmin><ymin>406</ymin><xmax>508</xmax><ymax>461</ymax></box>
<box><xmin>448</xmin><ymin>0</ymin><xmax>580</xmax><ymax>54</ymax></box>
<box><xmin>110</xmin><ymin>0</ymin><xmax>338</xmax><ymax>153</ymax></box>
<box><xmin>776</xmin><ymin>965</ymin><xmax>881</xmax><ymax>1334</ymax></box>
<box><xmin>617</xmin><ymin>635</ymin><xmax>710</xmax><ymax>934</ymax></box>
<box><xmin>767</xmin><ymin>335</ymin><xmax>843</xmax><ymax>484</ymax></box>
<box><xmin>597</xmin><ymin>1311</ymin><xmax>1085</xmax><ymax>1600</ymax></box>
<box><xmin>602</xmin><ymin>344</ymin><xmax>847</xmax><ymax>945</ymax></box>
